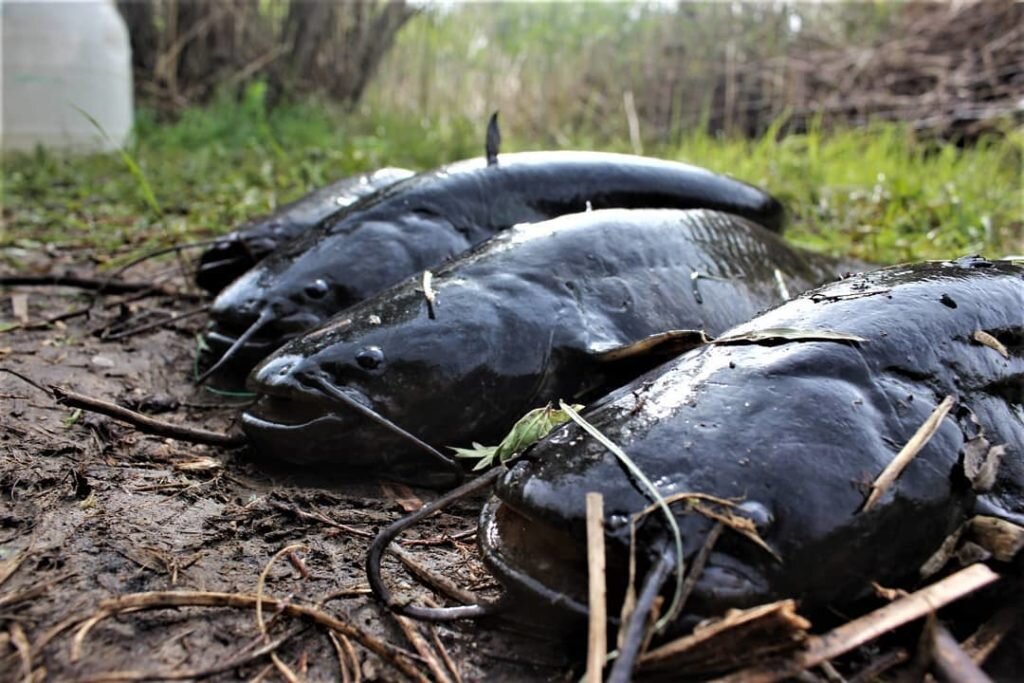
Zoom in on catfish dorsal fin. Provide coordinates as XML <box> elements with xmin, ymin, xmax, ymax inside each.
<box><xmin>486</xmin><ymin>111</ymin><xmax>501</xmax><ymax>167</ymax></box>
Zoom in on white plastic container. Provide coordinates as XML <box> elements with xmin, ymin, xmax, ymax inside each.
<box><xmin>1</xmin><ymin>0</ymin><xmax>134</xmax><ymax>152</ymax></box>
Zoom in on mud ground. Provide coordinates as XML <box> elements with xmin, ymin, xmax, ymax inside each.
<box><xmin>2</xmin><ymin>251</ymin><xmax>1022</xmax><ymax>683</ymax></box>
<box><xmin>0</xmin><ymin>252</ymin><xmax>573</xmax><ymax>683</ymax></box>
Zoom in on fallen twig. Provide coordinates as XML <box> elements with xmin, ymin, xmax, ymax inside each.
<box><xmin>711</xmin><ymin>563</ymin><xmax>999</xmax><ymax>683</ymax></box>
<box><xmin>70</xmin><ymin>590</ymin><xmax>428</xmax><ymax>683</ymax></box>
<box><xmin>863</xmin><ymin>395</ymin><xmax>955</xmax><ymax>511</ymax></box>
<box><xmin>0</xmin><ymin>274</ymin><xmax>175</xmax><ymax>295</ymax></box>
<box><xmin>52</xmin><ymin>385</ymin><xmax>246</xmax><ymax>448</ymax></box>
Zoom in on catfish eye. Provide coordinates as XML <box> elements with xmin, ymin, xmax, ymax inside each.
<box><xmin>304</xmin><ymin>278</ymin><xmax>329</xmax><ymax>299</ymax></box>
<box><xmin>355</xmin><ymin>345</ymin><xmax>385</xmax><ymax>370</ymax></box>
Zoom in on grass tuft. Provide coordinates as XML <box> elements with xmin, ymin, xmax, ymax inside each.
<box><xmin>2</xmin><ymin>99</ymin><xmax>1020</xmax><ymax>266</ymax></box>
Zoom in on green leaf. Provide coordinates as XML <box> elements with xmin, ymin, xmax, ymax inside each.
<box><xmin>449</xmin><ymin>402</ymin><xmax>583</xmax><ymax>471</ymax></box>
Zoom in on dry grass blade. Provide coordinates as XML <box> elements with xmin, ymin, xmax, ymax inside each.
<box><xmin>9</xmin><ymin>623</ymin><xmax>32</xmax><ymax>683</ymax></box>
<box><xmin>422</xmin><ymin>270</ymin><xmax>437</xmax><ymax>319</ymax></box>
<box><xmin>863</xmin><ymin>395</ymin><xmax>955</xmax><ymax>511</ymax></box>
<box><xmin>585</xmin><ymin>492</ymin><xmax>607</xmax><ymax>683</ymax></box>
<box><xmin>257</xmin><ymin>544</ymin><xmax>309</xmax><ymax>639</ymax></box>
<box><xmin>428</xmin><ymin>623</ymin><xmax>461</xmax><ymax>683</ymax></box>
<box><xmin>711</xmin><ymin>563</ymin><xmax>999</xmax><ymax>683</ymax></box>
<box><xmin>972</xmin><ymin>330</ymin><xmax>1009</xmax><ymax>358</ymax></box>
<box><xmin>675</xmin><ymin>522</ymin><xmax>724</xmax><ymax>617</ymax></box>
<box><xmin>342</xmin><ymin>634</ymin><xmax>363</xmax><ymax>683</ymax></box>
<box><xmin>692</xmin><ymin>503</ymin><xmax>778</xmax><ymax>560</ymax></box>
<box><xmin>270</xmin><ymin>653</ymin><xmax>302</xmax><ymax>683</ymax></box>
<box><xmin>617</xmin><ymin>521</ymin><xmax>639</xmax><ymax>651</ymax></box>
<box><xmin>394</xmin><ymin>614</ymin><xmax>452</xmax><ymax>683</ymax></box>
<box><xmin>635</xmin><ymin>493</ymin><xmax>776</xmax><ymax>559</ymax></box>
<box><xmin>69</xmin><ymin>591</ymin><xmax>429</xmax><ymax>683</ymax></box>
<box><xmin>328</xmin><ymin>631</ymin><xmax>352</xmax><ymax>683</ymax></box>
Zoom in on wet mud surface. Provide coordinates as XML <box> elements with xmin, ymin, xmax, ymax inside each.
<box><xmin>0</xmin><ymin>254</ymin><xmax>572</xmax><ymax>682</ymax></box>
<box><xmin>2</xmin><ymin>251</ymin><xmax>1022</xmax><ymax>682</ymax></box>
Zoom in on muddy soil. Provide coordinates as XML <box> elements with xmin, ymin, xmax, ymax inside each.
<box><xmin>2</xmin><ymin>252</ymin><xmax>1022</xmax><ymax>683</ymax></box>
<box><xmin>0</xmin><ymin>254</ymin><xmax>573</xmax><ymax>683</ymax></box>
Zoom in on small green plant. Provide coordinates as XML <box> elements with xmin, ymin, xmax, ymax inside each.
<box><xmin>451</xmin><ymin>402</ymin><xmax>583</xmax><ymax>470</ymax></box>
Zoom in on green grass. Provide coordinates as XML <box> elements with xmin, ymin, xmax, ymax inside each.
<box><xmin>2</xmin><ymin>94</ymin><xmax>1021</xmax><ymax>270</ymax></box>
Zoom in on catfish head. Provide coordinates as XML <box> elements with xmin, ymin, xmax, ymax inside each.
<box><xmin>241</xmin><ymin>271</ymin><xmax>557</xmax><ymax>486</ymax></box>
<box><xmin>201</xmin><ymin>201</ymin><xmax>470</xmax><ymax>382</ymax></box>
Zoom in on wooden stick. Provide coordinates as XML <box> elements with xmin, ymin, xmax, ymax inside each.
<box><xmin>0</xmin><ymin>275</ymin><xmax>173</xmax><ymax>295</ymax></box>
<box><xmin>585</xmin><ymin>492</ymin><xmax>607</xmax><ymax>683</ymax></box>
<box><xmin>712</xmin><ymin>563</ymin><xmax>999</xmax><ymax>683</ymax></box>
<box><xmin>52</xmin><ymin>385</ymin><xmax>246</xmax><ymax>448</ymax></box>
<box><xmin>864</xmin><ymin>395</ymin><xmax>955</xmax><ymax>511</ymax></box>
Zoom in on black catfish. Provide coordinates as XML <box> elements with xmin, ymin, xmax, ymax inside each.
<box><xmin>481</xmin><ymin>256</ymin><xmax>1023</xmax><ymax>677</ymax></box>
<box><xmin>241</xmin><ymin>208</ymin><xmax>844</xmax><ymax>487</ymax></box>
<box><xmin>201</xmin><ymin>152</ymin><xmax>788</xmax><ymax>381</ymax></box>
<box><xmin>195</xmin><ymin>167</ymin><xmax>413</xmax><ymax>294</ymax></box>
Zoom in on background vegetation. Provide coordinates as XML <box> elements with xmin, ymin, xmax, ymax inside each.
<box><xmin>2</xmin><ymin>1</ymin><xmax>1021</xmax><ymax>267</ymax></box>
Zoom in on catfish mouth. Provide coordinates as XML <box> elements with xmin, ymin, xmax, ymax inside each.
<box><xmin>478</xmin><ymin>496</ymin><xmax>592</xmax><ymax>617</ymax></box>
<box><xmin>204</xmin><ymin>328</ymin><xmax>280</xmax><ymax>359</ymax></box>
<box><xmin>243</xmin><ymin>369</ymin><xmax>462</xmax><ymax>482</ymax></box>
<box><xmin>241</xmin><ymin>385</ymin><xmax>372</xmax><ymax>465</ymax></box>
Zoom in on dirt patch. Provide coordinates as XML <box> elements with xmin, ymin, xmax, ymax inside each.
<box><xmin>2</xmin><ymin>253</ymin><xmax>1022</xmax><ymax>683</ymax></box>
<box><xmin>0</xmin><ymin>256</ymin><xmax>572</xmax><ymax>682</ymax></box>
